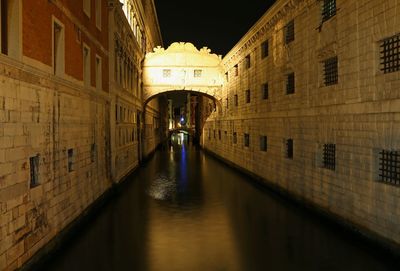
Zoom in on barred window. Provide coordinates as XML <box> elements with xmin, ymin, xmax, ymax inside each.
<box><xmin>379</xmin><ymin>150</ymin><xmax>400</xmax><ymax>186</ymax></box>
<box><xmin>233</xmin><ymin>132</ymin><xmax>237</xmax><ymax>144</ymax></box>
<box><xmin>380</xmin><ymin>34</ymin><xmax>400</xmax><ymax>74</ymax></box>
<box><xmin>286</xmin><ymin>73</ymin><xmax>295</xmax><ymax>94</ymax></box>
<box><xmin>245</xmin><ymin>55</ymin><xmax>251</xmax><ymax>69</ymax></box>
<box><xmin>234</xmin><ymin>64</ymin><xmax>238</xmax><ymax>76</ymax></box>
<box><xmin>30</xmin><ymin>155</ymin><xmax>40</xmax><ymax>188</ymax></box>
<box><xmin>324</xmin><ymin>56</ymin><xmax>338</xmax><ymax>86</ymax></box>
<box><xmin>234</xmin><ymin>94</ymin><xmax>238</xmax><ymax>106</ymax></box>
<box><xmin>261</xmin><ymin>40</ymin><xmax>269</xmax><ymax>59</ymax></box>
<box><xmin>260</xmin><ymin>136</ymin><xmax>267</xmax><ymax>152</ymax></box>
<box><xmin>285</xmin><ymin>20</ymin><xmax>295</xmax><ymax>44</ymax></box>
<box><xmin>322</xmin><ymin>0</ymin><xmax>336</xmax><ymax>22</ymax></box>
<box><xmin>163</xmin><ymin>69</ymin><xmax>171</xmax><ymax>78</ymax></box>
<box><xmin>286</xmin><ymin>139</ymin><xmax>293</xmax><ymax>159</ymax></box>
<box><xmin>323</xmin><ymin>144</ymin><xmax>336</xmax><ymax>170</ymax></box>
<box><xmin>245</xmin><ymin>89</ymin><xmax>251</xmax><ymax>103</ymax></box>
<box><xmin>244</xmin><ymin>133</ymin><xmax>250</xmax><ymax>147</ymax></box>
<box><xmin>194</xmin><ymin>69</ymin><xmax>202</xmax><ymax>77</ymax></box>
<box><xmin>262</xmin><ymin>83</ymin><xmax>269</xmax><ymax>99</ymax></box>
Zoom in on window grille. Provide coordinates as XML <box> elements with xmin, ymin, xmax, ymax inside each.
<box><xmin>262</xmin><ymin>83</ymin><xmax>269</xmax><ymax>99</ymax></box>
<box><xmin>286</xmin><ymin>139</ymin><xmax>293</xmax><ymax>159</ymax></box>
<box><xmin>323</xmin><ymin>144</ymin><xmax>336</xmax><ymax>170</ymax></box>
<box><xmin>285</xmin><ymin>20</ymin><xmax>295</xmax><ymax>44</ymax></box>
<box><xmin>245</xmin><ymin>90</ymin><xmax>250</xmax><ymax>103</ymax></box>
<box><xmin>324</xmin><ymin>56</ymin><xmax>338</xmax><ymax>86</ymax></box>
<box><xmin>244</xmin><ymin>134</ymin><xmax>250</xmax><ymax>147</ymax></box>
<box><xmin>30</xmin><ymin>155</ymin><xmax>40</xmax><ymax>188</ymax></box>
<box><xmin>286</xmin><ymin>73</ymin><xmax>295</xmax><ymax>94</ymax></box>
<box><xmin>261</xmin><ymin>40</ymin><xmax>269</xmax><ymax>59</ymax></box>
<box><xmin>379</xmin><ymin>150</ymin><xmax>400</xmax><ymax>186</ymax></box>
<box><xmin>380</xmin><ymin>34</ymin><xmax>400</xmax><ymax>74</ymax></box>
<box><xmin>322</xmin><ymin>0</ymin><xmax>336</xmax><ymax>22</ymax></box>
<box><xmin>260</xmin><ymin>136</ymin><xmax>267</xmax><ymax>152</ymax></box>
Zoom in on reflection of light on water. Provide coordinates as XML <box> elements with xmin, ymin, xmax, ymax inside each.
<box><xmin>147</xmin><ymin>174</ymin><xmax>176</xmax><ymax>200</ymax></box>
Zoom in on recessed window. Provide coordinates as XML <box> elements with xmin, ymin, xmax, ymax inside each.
<box><xmin>194</xmin><ymin>69</ymin><xmax>202</xmax><ymax>77</ymax></box>
<box><xmin>163</xmin><ymin>69</ymin><xmax>171</xmax><ymax>78</ymax></box>
<box><xmin>262</xmin><ymin>83</ymin><xmax>269</xmax><ymax>99</ymax></box>
<box><xmin>0</xmin><ymin>0</ymin><xmax>7</xmax><ymax>54</ymax></box>
<box><xmin>53</xmin><ymin>21</ymin><xmax>64</xmax><ymax>76</ymax></box>
<box><xmin>233</xmin><ymin>132</ymin><xmax>237</xmax><ymax>144</ymax></box>
<box><xmin>234</xmin><ymin>64</ymin><xmax>238</xmax><ymax>76</ymax></box>
<box><xmin>245</xmin><ymin>55</ymin><xmax>251</xmax><ymax>69</ymax></box>
<box><xmin>323</xmin><ymin>143</ymin><xmax>336</xmax><ymax>170</ymax></box>
<box><xmin>234</xmin><ymin>94</ymin><xmax>238</xmax><ymax>106</ymax></box>
<box><xmin>1</xmin><ymin>0</ymin><xmax>22</xmax><ymax>58</ymax></box>
<box><xmin>286</xmin><ymin>73</ymin><xmax>295</xmax><ymax>94</ymax></box>
<box><xmin>96</xmin><ymin>56</ymin><xmax>102</xmax><ymax>91</ymax></box>
<box><xmin>68</xmin><ymin>148</ymin><xmax>75</xmax><ymax>172</ymax></box>
<box><xmin>285</xmin><ymin>20</ymin><xmax>295</xmax><ymax>44</ymax></box>
<box><xmin>261</xmin><ymin>40</ymin><xmax>269</xmax><ymax>59</ymax></box>
<box><xmin>323</xmin><ymin>56</ymin><xmax>338</xmax><ymax>86</ymax></box>
<box><xmin>286</xmin><ymin>139</ymin><xmax>293</xmax><ymax>159</ymax></box>
<box><xmin>83</xmin><ymin>45</ymin><xmax>91</xmax><ymax>87</ymax></box>
<box><xmin>380</xmin><ymin>34</ymin><xmax>400</xmax><ymax>74</ymax></box>
<box><xmin>245</xmin><ymin>90</ymin><xmax>250</xmax><ymax>103</ymax></box>
<box><xmin>218</xmin><ymin>130</ymin><xmax>221</xmax><ymax>140</ymax></box>
<box><xmin>95</xmin><ymin>0</ymin><xmax>101</xmax><ymax>30</ymax></box>
<box><xmin>29</xmin><ymin>155</ymin><xmax>40</xmax><ymax>188</ymax></box>
<box><xmin>244</xmin><ymin>133</ymin><xmax>250</xmax><ymax>147</ymax></box>
<box><xmin>379</xmin><ymin>150</ymin><xmax>400</xmax><ymax>186</ymax></box>
<box><xmin>260</xmin><ymin>136</ymin><xmax>267</xmax><ymax>152</ymax></box>
<box><xmin>83</xmin><ymin>0</ymin><xmax>91</xmax><ymax>17</ymax></box>
<box><xmin>322</xmin><ymin>0</ymin><xmax>336</xmax><ymax>22</ymax></box>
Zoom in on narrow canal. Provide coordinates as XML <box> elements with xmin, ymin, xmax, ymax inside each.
<box><xmin>37</xmin><ymin>138</ymin><xmax>398</xmax><ymax>271</ymax></box>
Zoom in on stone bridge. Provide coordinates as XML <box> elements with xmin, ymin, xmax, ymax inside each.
<box><xmin>142</xmin><ymin>42</ymin><xmax>224</xmax><ymax>104</ymax></box>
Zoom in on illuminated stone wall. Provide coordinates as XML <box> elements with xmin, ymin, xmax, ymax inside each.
<box><xmin>203</xmin><ymin>0</ymin><xmax>400</xmax><ymax>249</ymax></box>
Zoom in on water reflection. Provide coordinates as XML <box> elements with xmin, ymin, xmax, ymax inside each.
<box><xmin>38</xmin><ymin>137</ymin><xmax>398</xmax><ymax>271</ymax></box>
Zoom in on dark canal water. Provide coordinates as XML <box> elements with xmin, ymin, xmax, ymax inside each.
<box><xmin>37</xmin><ymin>139</ymin><xmax>398</xmax><ymax>271</ymax></box>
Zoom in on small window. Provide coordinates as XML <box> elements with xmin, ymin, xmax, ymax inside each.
<box><xmin>83</xmin><ymin>45</ymin><xmax>91</xmax><ymax>87</ymax></box>
<box><xmin>245</xmin><ymin>90</ymin><xmax>250</xmax><ymax>103</ymax></box>
<box><xmin>91</xmin><ymin>144</ymin><xmax>96</xmax><ymax>163</ymax></box>
<box><xmin>262</xmin><ymin>83</ymin><xmax>269</xmax><ymax>99</ymax></box>
<box><xmin>380</xmin><ymin>34</ymin><xmax>400</xmax><ymax>74</ymax></box>
<box><xmin>95</xmin><ymin>0</ymin><xmax>101</xmax><ymax>29</ymax></box>
<box><xmin>286</xmin><ymin>73</ymin><xmax>295</xmax><ymax>94</ymax></box>
<box><xmin>96</xmin><ymin>56</ymin><xmax>102</xmax><ymax>90</ymax></box>
<box><xmin>261</xmin><ymin>40</ymin><xmax>269</xmax><ymax>59</ymax></box>
<box><xmin>323</xmin><ymin>56</ymin><xmax>338</xmax><ymax>86</ymax></box>
<box><xmin>233</xmin><ymin>132</ymin><xmax>237</xmax><ymax>144</ymax></box>
<box><xmin>245</xmin><ymin>55</ymin><xmax>251</xmax><ymax>69</ymax></box>
<box><xmin>234</xmin><ymin>64</ymin><xmax>238</xmax><ymax>76</ymax></box>
<box><xmin>83</xmin><ymin>0</ymin><xmax>91</xmax><ymax>17</ymax></box>
<box><xmin>29</xmin><ymin>155</ymin><xmax>40</xmax><ymax>188</ymax></box>
<box><xmin>194</xmin><ymin>69</ymin><xmax>202</xmax><ymax>77</ymax></box>
<box><xmin>260</xmin><ymin>136</ymin><xmax>267</xmax><ymax>152</ymax></box>
<box><xmin>379</xmin><ymin>150</ymin><xmax>400</xmax><ymax>186</ymax></box>
<box><xmin>163</xmin><ymin>69</ymin><xmax>171</xmax><ymax>78</ymax></box>
<box><xmin>218</xmin><ymin>130</ymin><xmax>221</xmax><ymax>140</ymax></box>
<box><xmin>323</xmin><ymin>143</ymin><xmax>336</xmax><ymax>170</ymax></box>
<box><xmin>285</xmin><ymin>20</ymin><xmax>295</xmax><ymax>44</ymax></box>
<box><xmin>68</xmin><ymin>148</ymin><xmax>75</xmax><ymax>172</ymax></box>
<box><xmin>234</xmin><ymin>94</ymin><xmax>238</xmax><ymax>106</ymax></box>
<box><xmin>322</xmin><ymin>0</ymin><xmax>336</xmax><ymax>22</ymax></box>
<box><xmin>244</xmin><ymin>133</ymin><xmax>250</xmax><ymax>147</ymax></box>
<box><xmin>286</xmin><ymin>139</ymin><xmax>293</xmax><ymax>159</ymax></box>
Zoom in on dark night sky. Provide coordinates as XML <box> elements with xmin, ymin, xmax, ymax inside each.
<box><xmin>155</xmin><ymin>0</ymin><xmax>277</xmax><ymax>56</ymax></box>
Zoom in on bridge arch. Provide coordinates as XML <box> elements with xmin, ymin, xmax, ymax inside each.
<box><xmin>143</xmin><ymin>42</ymin><xmax>224</xmax><ymax>105</ymax></box>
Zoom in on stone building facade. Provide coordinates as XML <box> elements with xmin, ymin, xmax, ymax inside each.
<box><xmin>0</xmin><ymin>0</ymin><xmax>162</xmax><ymax>269</ymax></box>
<box><xmin>203</xmin><ymin>0</ymin><xmax>400</xmax><ymax>250</ymax></box>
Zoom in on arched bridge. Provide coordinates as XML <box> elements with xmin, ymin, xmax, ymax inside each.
<box><xmin>143</xmin><ymin>42</ymin><xmax>224</xmax><ymax>104</ymax></box>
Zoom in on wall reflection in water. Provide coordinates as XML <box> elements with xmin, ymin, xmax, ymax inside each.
<box><xmin>39</xmin><ymin>138</ymin><xmax>398</xmax><ymax>271</ymax></box>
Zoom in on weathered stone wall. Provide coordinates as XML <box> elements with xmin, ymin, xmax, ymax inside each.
<box><xmin>202</xmin><ymin>0</ymin><xmax>400</xmax><ymax>248</ymax></box>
